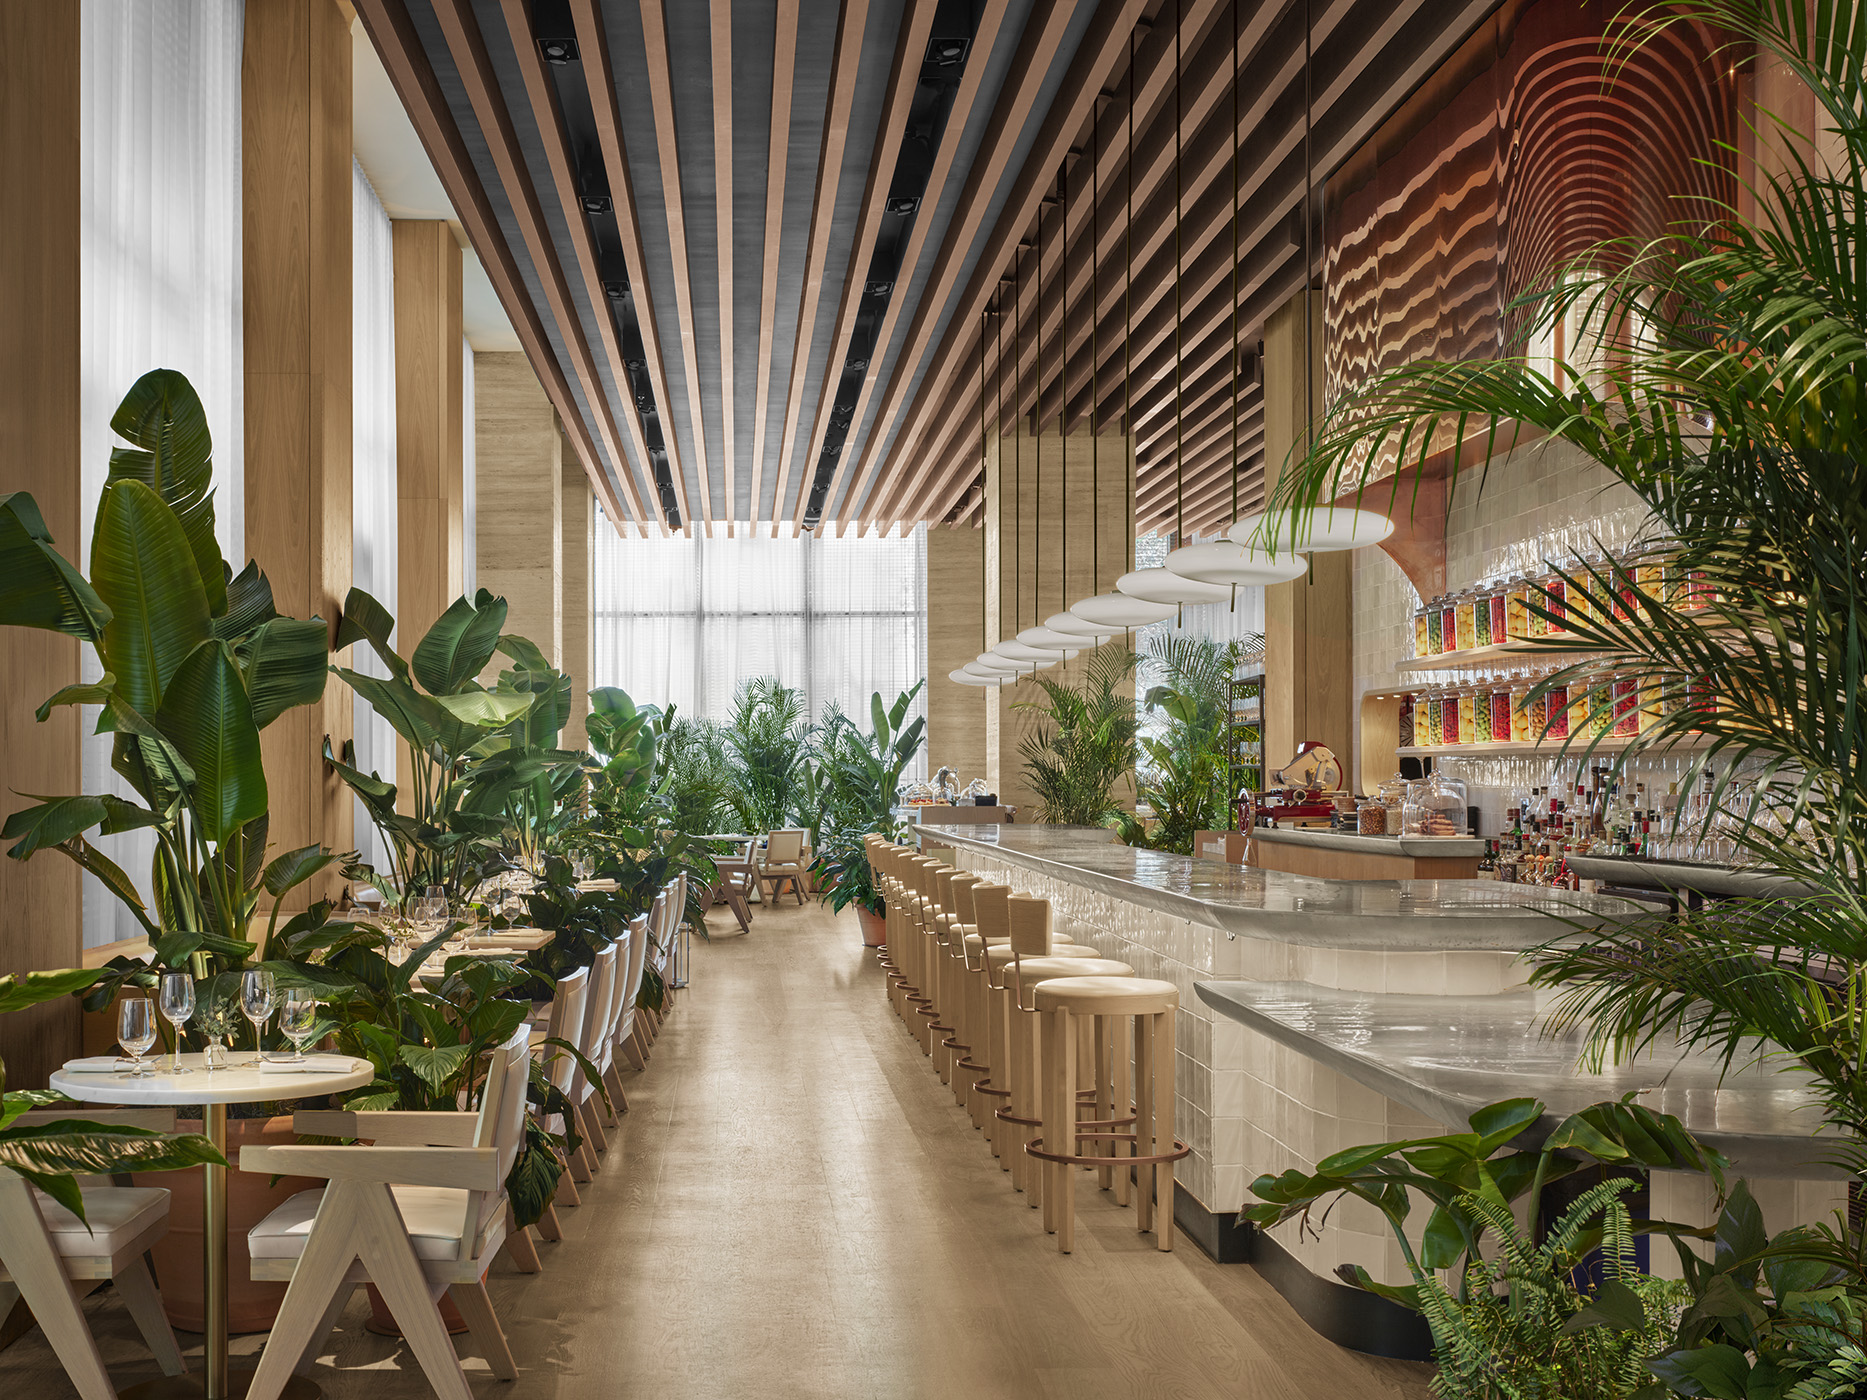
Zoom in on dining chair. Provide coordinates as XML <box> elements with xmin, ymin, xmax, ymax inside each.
<box><xmin>618</xmin><ymin>911</ymin><xmax>652</xmax><ymax>1072</ymax></box>
<box><xmin>529</xmin><ymin>965</ymin><xmax>590</xmax><ymax>1229</ymax></box>
<box><xmin>760</xmin><ymin>829</ymin><xmax>809</xmax><ymax>905</ymax></box>
<box><xmin>709</xmin><ymin>840</ymin><xmax>756</xmax><ymax>934</ymax></box>
<box><xmin>567</xmin><ymin>943</ymin><xmax>622</xmax><ymax>1172</ymax></box>
<box><xmin>601</xmin><ymin>916</ymin><xmax>647</xmax><ymax>1113</ymax></box>
<box><xmin>240</xmin><ymin>1022</ymin><xmax>534</xmax><ymax>1400</ymax></box>
<box><xmin>0</xmin><ymin>1107</ymin><xmax>188</xmax><ymax>1400</ymax></box>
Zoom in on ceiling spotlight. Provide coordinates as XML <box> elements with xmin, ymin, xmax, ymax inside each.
<box><xmin>846</xmin><ymin>355</ymin><xmax>870</xmax><ymax>372</ymax></box>
<box><xmin>601</xmin><ymin>252</ymin><xmax>629</xmax><ymax>301</ymax></box>
<box><xmin>885</xmin><ymin>195</ymin><xmax>920</xmax><ymax>216</ymax></box>
<box><xmin>580</xmin><ymin>191</ymin><xmax>612</xmax><ymax>215</ymax></box>
<box><xmin>865</xmin><ymin>279</ymin><xmax>894</xmax><ymax>297</ymax></box>
<box><xmin>926</xmin><ymin>36</ymin><xmax>970</xmax><ymax>67</ymax></box>
<box><xmin>532</xmin><ymin>0</ymin><xmax>578</xmax><ymax>64</ymax></box>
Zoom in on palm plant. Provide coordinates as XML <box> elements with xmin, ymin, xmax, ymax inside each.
<box><xmin>722</xmin><ymin>677</ymin><xmax>811</xmax><ymax>832</ymax></box>
<box><xmin>1132</xmin><ymin>635</ymin><xmax>1260</xmax><ymax>853</ymax></box>
<box><xmin>1012</xmin><ymin>647</ymin><xmax>1139</xmax><ymax>825</ymax></box>
<box><xmin>656</xmin><ymin>716</ymin><xmax>735</xmax><ymax>834</ymax></box>
<box><xmin>1270</xmin><ymin>1</ymin><xmax>1867</xmax><ymax>1141</ymax></box>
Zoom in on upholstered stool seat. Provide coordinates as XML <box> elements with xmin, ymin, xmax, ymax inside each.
<box><xmin>1027</xmin><ymin>976</ymin><xmax>1189</xmax><ymax>1254</ymax></box>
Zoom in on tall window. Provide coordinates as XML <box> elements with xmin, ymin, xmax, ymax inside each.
<box><xmin>594</xmin><ymin>522</ymin><xmax>927</xmax><ymax>745</ymax></box>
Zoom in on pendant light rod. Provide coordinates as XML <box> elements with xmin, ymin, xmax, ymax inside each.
<box><xmin>1091</xmin><ymin>106</ymin><xmax>1100</xmax><ymax>597</ymax></box>
<box><xmin>1125</xmin><ymin>25</ymin><xmax>1136</xmax><ymax>576</ymax></box>
<box><xmin>1304</xmin><ymin>0</ymin><xmax>1314</xmax><ymax>451</ymax></box>
<box><xmin>1230</xmin><ymin>0</ymin><xmax>1240</xmax><ymax>528</ymax></box>
<box><xmin>1015</xmin><ymin>245</ymin><xmax>1023</xmax><ymax>636</ymax></box>
<box><xmin>1174</xmin><ymin>0</ymin><xmax>1184</xmax><ymax>546</ymax></box>
<box><xmin>1035</xmin><ymin>183</ymin><xmax>1044</xmax><ymax>628</ymax></box>
<box><xmin>1058</xmin><ymin>159</ymin><xmax>1069</xmax><ymax>616</ymax></box>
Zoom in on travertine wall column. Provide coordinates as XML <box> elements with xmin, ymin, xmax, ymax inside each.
<box><xmin>0</xmin><ymin>0</ymin><xmax>83</xmax><ymax>1081</ymax></box>
<box><xmin>393</xmin><ymin>220</ymin><xmax>464</xmax><ymax>647</ymax></box>
<box><xmin>560</xmin><ymin>437</ymin><xmax>593</xmax><ymax>751</ymax></box>
<box><xmin>925</xmin><ymin>526</ymin><xmax>987</xmax><ymax>786</ymax></box>
<box><xmin>978</xmin><ymin>427</ymin><xmax>1133</xmax><ymax>816</ymax></box>
<box><xmin>474</xmin><ymin>353</ymin><xmax>562</xmax><ymax>669</ymax></box>
<box><xmin>243</xmin><ymin>0</ymin><xmax>353</xmax><ymax>901</ymax></box>
<box><xmin>1262</xmin><ymin>290</ymin><xmax>1353</xmax><ymax>773</ymax></box>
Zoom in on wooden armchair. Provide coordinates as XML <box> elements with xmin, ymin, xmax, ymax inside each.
<box><xmin>708</xmin><ymin>839</ymin><xmax>756</xmax><ymax>934</ymax></box>
<box><xmin>238</xmin><ymin>1023</ymin><xmax>534</xmax><ymax>1400</ymax></box>
<box><xmin>0</xmin><ymin>1107</ymin><xmax>187</xmax><ymax>1400</ymax></box>
<box><xmin>760</xmin><ymin>829</ymin><xmax>809</xmax><ymax>905</ymax></box>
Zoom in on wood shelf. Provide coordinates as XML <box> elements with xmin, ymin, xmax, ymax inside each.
<box><xmin>1395</xmin><ymin>639</ymin><xmax>1602</xmax><ymax>672</ymax></box>
<box><xmin>1397</xmin><ymin>732</ymin><xmax>1715</xmax><ymax>758</ymax></box>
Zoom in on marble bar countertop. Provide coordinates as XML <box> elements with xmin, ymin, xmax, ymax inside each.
<box><xmin>918</xmin><ymin>824</ymin><xmax>1640</xmax><ymax>953</ymax></box>
<box><xmin>1251</xmin><ymin>827</ymin><xmax>1488</xmax><ymax>859</ymax></box>
<box><xmin>1195</xmin><ymin>980</ymin><xmax>1841</xmax><ymax>1176</ymax></box>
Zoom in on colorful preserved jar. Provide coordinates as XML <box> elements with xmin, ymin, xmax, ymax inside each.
<box><xmin>1542</xmin><ymin>574</ymin><xmax>1566</xmax><ymax>633</ymax></box>
<box><xmin>1413</xmin><ymin>604</ymin><xmax>1431</xmax><ymax>658</ymax></box>
<box><xmin>1443</xmin><ymin>689</ymin><xmax>1463</xmax><ymax>744</ymax></box>
<box><xmin>1472</xmin><ymin>683</ymin><xmax>1494</xmax><ymax>742</ymax></box>
<box><xmin>1453</xmin><ymin>592</ymin><xmax>1479</xmax><ymax>652</ymax></box>
<box><xmin>1441</xmin><ymin>598</ymin><xmax>1458</xmax><ymax>653</ymax></box>
<box><xmin>1487</xmin><ymin>588</ymin><xmax>1508</xmax><ymax>645</ymax></box>
<box><xmin>1613</xmin><ymin>675</ymin><xmax>1641</xmax><ymax>737</ymax></box>
<box><xmin>1640</xmin><ymin>674</ymin><xmax>1663</xmax><ymax>731</ymax></box>
<box><xmin>1545</xmin><ymin>682</ymin><xmax>1570</xmax><ymax>739</ymax></box>
<box><xmin>1588</xmin><ymin>676</ymin><xmax>1614</xmax><ymax>735</ymax></box>
<box><xmin>1509</xmin><ymin>680</ymin><xmax>1533</xmax><ymax>743</ymax></box>
<box><xmin>1456</xmin><ymin>688</ymin><xmax>1476</xmax><ymax>745</ymax></box>
<box><xmin>1427</xmin><ymin>604</ymin><xmax>1443</xmax><ymax>655</ymax></box>
<box><xmin>1425</xmin><ymin>694</ymin><xmax>1443</xmax><ymax>747</ymax></box>
<box><xmin>1505</xmin><ymin>578</ymin><xmax>1530</xmax><ymax>640</ymax></box>
<box><xmin>1490</xmin><ymin>687</ymin><xmax>1513</xmax><ymax>743</ymax></box>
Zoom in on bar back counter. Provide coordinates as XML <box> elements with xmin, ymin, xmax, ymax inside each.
<box><xmin>917</xmin><ymin>823</ymin><xmax>1842</xmax><ymax>1356</ymax></box>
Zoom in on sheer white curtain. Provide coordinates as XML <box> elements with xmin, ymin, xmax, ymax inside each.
<box><xmin>594</xmin><ymin>523</ymin><xmax>926</xmax><ymax>760</ymax></box>
<box><xmin>351</xmin><ymin>161</ymin><xmax>398</xmax><ymax>872</ymax></box>
<box><xmin>79</xmin><ymin>0</ymin><xmax>244</xmax><ymax>949</ymax></box>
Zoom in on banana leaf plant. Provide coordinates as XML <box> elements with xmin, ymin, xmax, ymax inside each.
<box><xmin>586</xmin><ymin>686</ymin><xmax>664</xmax><ymax>828</ymax></box>
<box><xmin>0</xmin><ymin>969</ymin><xmax>223</xmax><ymax>1221</ymax></box>
<box><xmin>326</xmin><ymin>588</ymin><xmax>585</xmax><ymax>900</ymax></box>
<box><xmin>0</xmin><ymin>369</ymin><xmax>345</xmax><ymax>1004</ymax></box>
<box><xmin>810</xmin><ymin>683</ymin><xmax>925</xmax><ymax>918</ymax></box>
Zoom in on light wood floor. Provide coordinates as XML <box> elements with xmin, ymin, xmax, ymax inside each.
<box><xmin>5</xmin><ymin>898</ymin><xmax>1434</xmax><ymax>1398</ymax></box>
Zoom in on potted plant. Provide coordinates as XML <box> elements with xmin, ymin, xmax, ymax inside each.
<box><xmin>809</xmin><ymin>683</ymin><xmax>925</xmax><ymax>945</ymax></box>
<box><xmin>1011</xmin><ymin>648</ymin><xmax>1138</xmax><ymax>825</ymax></box>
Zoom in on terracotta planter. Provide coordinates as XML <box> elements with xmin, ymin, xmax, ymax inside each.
<box><xmin>365</xmin><ymin>1283</ymin><xmax>469</xmax><ymax>1337</ymax></box>
<box><xmin>134</xmin><ymin>1115</ymin><xmax>321</xmax><ymax>1334</ymax></box>
<box><xmin>856</xmin><ymin>906</ymin><xmax>887</xmax><ymax>947</ymax></box>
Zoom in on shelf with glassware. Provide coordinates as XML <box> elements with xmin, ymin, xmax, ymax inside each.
<box><xmin>1227</xmin><ymin>672</ymin><xmax>1265</xmax><ymax>815</ymax></box>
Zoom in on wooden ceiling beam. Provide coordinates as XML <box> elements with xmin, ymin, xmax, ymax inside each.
<box><xmin>1136</xmin><ymin>412</ymin><xmax>1265</xmax><ymax>518</ymax></box>
<box><xmin>637</xmin><ymin>0</ymin><xmax>714</xmax><ymax>532</ymax></box>
<box><xmin>352</xmin><ymin>0</ymin><xmax>631</xmax><ymax>530</ymax></box>
<box><xmin>747</xmin><ymin>0</ymin><xmax>802</xmax><ymax>525</ymax></box>
<box><xmin>711</xmin><ymin>0</ymin><xmax>735</xmax><ymax>535</ymax></box>
<box><xmin>767</xmin><ymin>0</ymin><xmax>877</xmax><ymax>535</ymax></box>
<box><xmin>836</xmin><ymin>0</ymin><xmax>1147</xmax><ymax>531</ymax></box>
<box><xmin>803</xmin><ymin>0</ymin><xmax>1015</xmax><ymax>534</ymax></box>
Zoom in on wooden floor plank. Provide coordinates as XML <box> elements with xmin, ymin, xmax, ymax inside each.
<box><xmin>1</xmin><ymin>898</ymin><xmax>1434</xmax><ymax>1398</ymax></box>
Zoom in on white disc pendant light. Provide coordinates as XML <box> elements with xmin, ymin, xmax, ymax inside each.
<box><xmin>1116</xmin><ymin>567</ymin><xmax>1235</xmax><ymax>607</ymax></box>
<box><xmin>1016</xmin><ymin>626</ymin><xmax>1086</xmax><ymax>652</ymax></box>
<box><xmin>993</xmin><ymin>640</ymin><xmax>1076</xmax><ymax>664</ymax></box>
<box><xmin>1045</xmin><ymin>611</ymin><xmax>1117</xmax><ymax>641</ymax></box>
<box><xmin>965</xmin><ymin>657</ymin><xmax>1021</xmax><ymax>678</ymax></box>
<box><xmin>949</xmin><ymin>669</ymin><xmax>1004</xmax><ymax>688</ymax></box>
<box><xmin>1071</xmin><ymin>591</ymin><xmax>1178</xmax><ymax>628</ymax></box>
<box><xmin>1164</xmin><ymin>539</ymin><xmax>1310</xmax><ymax>586</ymax></box>
<box><xmin>1229</xmin><ymin>506</ymin><xmax>1394</xmax><ymax>552</ymax></box>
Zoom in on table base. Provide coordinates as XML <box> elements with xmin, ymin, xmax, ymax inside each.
<box><xmin>122</xmin><ymin>1372</ymin><xmax>321</xmax><ymax>1400</ymax></box>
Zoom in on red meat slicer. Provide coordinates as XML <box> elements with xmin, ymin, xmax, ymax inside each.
<box><xmin>1235</xmin><ymin>740</ymin><xmax>1345</xmax><ymax>829</ymax></box>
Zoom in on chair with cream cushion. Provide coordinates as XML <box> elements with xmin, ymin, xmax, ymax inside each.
<box><xmin>0</xmin><ymin>1108</ymin><xmax>187</xmax><ymax>1400</ymax></box>
<box><xmin>568</xmin><ymin>943</ymin><xmax>622</xmax><ymax>1170</ymax></box>
<box><xmin>760</xmin><ymin>829</ymin><xmax>809</xmax><ymax>905</ymax></box>
<box><xmin>616</xmin><ymin>912</ymin><xmax>652</xmax><ymax>1072</ymax></box>
<box><xmin>530</xmin><ymin>963</ymin><xmax>591</xmax><ymax>1226</ymax></box>
<box><xmin>240</xmin><ymin>1022</ymin><xmax>534</xmax><ymax>1400</ymax></box>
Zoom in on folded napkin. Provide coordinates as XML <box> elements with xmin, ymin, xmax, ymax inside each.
<box><xmin>59</xmin><ymin>1056</ymin><xmax>144</xmax><ymax>1074</ymax></box>
<box><xmin>258</xmin><ymin>1055</ymin><xmax>359</xmax><ymax>1076</ymax></box>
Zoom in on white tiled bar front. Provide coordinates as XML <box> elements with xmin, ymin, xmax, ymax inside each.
<box><xmin>918</xmin><ymin>824</ymin><xmax>1843</xmax><ymax>1296</ymax></box>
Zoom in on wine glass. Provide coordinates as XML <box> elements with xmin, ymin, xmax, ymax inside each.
<box><xmin>117</xmin><ymin>998</ymin><xmax>157</xmax><ymax>1077</ymax></box>
<box><xmin>278</xmin><ymin>989</ymin><xmax>319</xmax><ymax>1065</ymax></box>
<box><xmin>241</xmin><ymin>968</ymin><xmax>277</xmax><ymax>1063</ymax></box>
<box><xmin>157</xmin><ymin>972</ymin><xmax>195</xmax><ymax>1075</ymax></box>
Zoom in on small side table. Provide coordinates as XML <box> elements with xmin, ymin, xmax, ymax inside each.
<box><xmin>49</xmin><ymin>1054</ymin><xmax>374</xmax><ymax>1399</ymax></box>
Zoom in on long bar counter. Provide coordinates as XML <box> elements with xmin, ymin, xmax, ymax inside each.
<box><xmin>916</xmin><ymin>823</ymin><xmax>1842</xmax><ymax>1353</ymax></box>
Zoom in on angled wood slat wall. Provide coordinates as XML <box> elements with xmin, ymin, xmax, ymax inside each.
<box><xmin>393</xmin><ymin>220</ymin><xmax>466</xmax><ymax>650</ymax></box>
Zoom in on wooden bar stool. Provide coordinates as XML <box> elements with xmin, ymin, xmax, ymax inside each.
<box><xmin>935</xmin><ymin>869</ymin><xmax>986</xmax><ymax>1108</ymax></box>
<box><xmin>1028</xmin><ymin>976</ymin><xmax>1190</xmax><ymax>1254</ymax></box>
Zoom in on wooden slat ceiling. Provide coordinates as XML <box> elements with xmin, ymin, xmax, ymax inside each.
<box><xmin>356</xmin><ymin>0</ymin><xmax>1500</xmax><ymax>537</ymax></box>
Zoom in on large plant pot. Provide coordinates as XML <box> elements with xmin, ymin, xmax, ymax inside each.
<box><xmin>857</xmin><ymin>907</ymin><xmax>887</xmax><ymax>947</ymax></box>
<box><xmin>134</xmin><ymin>1116</ymin><xmax>321</xmax><ymax>1334</ymax></box>
<box><xmin>365</xmin><ymin>1283</ymin><xmax>469</xmax><ymax>1337</ymax></box>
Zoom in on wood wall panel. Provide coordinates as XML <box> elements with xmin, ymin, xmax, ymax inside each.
<box><xmin>0</xmin><ymin>0</ymin><xmax>83</xmax><ymax>1083</ymax></box>
<box><xmin>243</xmin><ymin>0</ymin><xmax>354</xmax><ymax>903</ymax></box>
<box><xmin>925</xmin><ymin>527</ymin><xmax>987</xmax><ymax>788</ymax></box>
<box><xmin>474</xmin><ymin>353</ymin><xmax>562</xmax><ymax>671</ymax></box>
<box><xmin>560</xmin><ymin>435</ymin><xmax>592</xmax><ymax>752</ymax></box>
<box><xmin>393</xmin><ymin>220</ymin><xmax>465</xmax><ymax>648</ymax></box>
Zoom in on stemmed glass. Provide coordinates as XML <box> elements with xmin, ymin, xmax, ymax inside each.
<box><xmin>158</xmin><ymin>972</ymin><xmax>195</xmax><ymax>1075</ymax></box>
<box><xmin>278</xmin><ymin>989</ymin><xmax>319</xmax><ymax>1065</ymax></box>
<box><xmin>117</xmin><ymin>998</ymin><xmax>157</xmax><ymax>1077</ymax></box>
<box><xmin>241</xmin><ymin>969</ymin><xmax>277</xmax><ymax>1063</ymax></box>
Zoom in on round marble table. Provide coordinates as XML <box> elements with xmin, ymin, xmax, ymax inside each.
<box><xmin>49</xmin><ymin>1053</ymin><xmax>374</xmax><ymax>1399</ymax></box>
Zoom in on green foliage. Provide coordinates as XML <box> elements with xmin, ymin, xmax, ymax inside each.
<box><xmin>656</xmin><ymin>717</ymin><xmax>735</xmax><ymax>834</ymax></box>
<box><xmin>722</xmin><ymin>677</ymin><xmax>812</xmax><ymax>832</ymax></box>
<box><xmin>329</xmin><ymin>588</ymin><xmax>584</xmax><ymax>900</ymax></box>
<box><xmin>0</xmin><ymin>370</ymin><xmax>335</xmax><ymax>996</ymax></box>
<box><xmin>809</xmin><ymin>683</ymin><xmax>926</xmax><ymax>917</ymax></box>
<box><xmin>1125</xmin><ymin>635</ymin><xmax>1259</xmax><ymax>854</ymax></box>
<box><xmin>0</xmin><ymin>969</ymin><xmax>225</xmax><ymax>1222</ymax></box>
<box><xmin>1244</xmin><ymin>1097</ymin><xmax>1725</xmax><ymax>1400</ymax></box>
<box><xmin>1012</xmin><ymin>648</ymin><xmax>1138</xmax><ymax>825</ymax></box>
